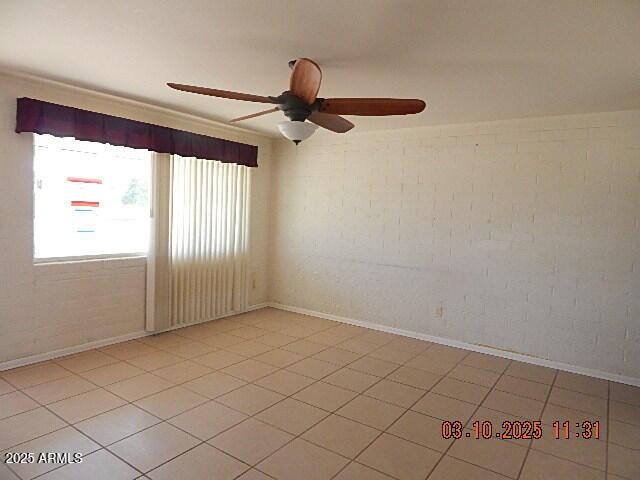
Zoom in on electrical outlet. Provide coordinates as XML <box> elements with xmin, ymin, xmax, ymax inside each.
<box><xmin>435</xmin><ymin>306</ymin><xmax>444</xmax><ymax>318</ymax></box>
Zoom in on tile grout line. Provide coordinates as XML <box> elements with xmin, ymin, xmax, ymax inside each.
<box><xmin>3</xmin><ymin>354</ymin><xmax>613</xmax><ymax>478</ymax></box>
<box><xmin>1</xmin><ymin>359</ymin><xmax>624</xmax><ymax>479</ymax></box>
<box><xmin>342</xmin><ymin>349</ymin><xmax>477</xmax><ymax>480</ymax></box>
<box><xmin>34</xmin><ymin>317</ymin><xmax>387</xmax><ymax>479</ymax></box>
<box><xmin>0</xmin><ymin>339</ymin><xmax>577</xmax><ymax>426</ymax></box>
<box><xmin>604</xmin><ymin>379</ymin><xmax>610</xmax><ymax>477</ymax></box>
<box><xmin>514</xmin><ymin>368</ymin><xmax>559</xmax><ymax>480</ymax></box>
<box><xmin>3</xmin><ymin>349</ymin><xmax>158</xmax><ymax>479</ymax></box>
<box><xmin>1</xmin><ymin>311</ymin><xmax>635</xmax><ymax>479</ymax></box>
<box><xmin>110</xmin><ymin>329</ymin><xmax>640</xmax><ymax>455</ymax></box>
<box><xmin>7</xmin><ymin>354</ymin><xmax>630</xmax><ymax>476</ymax></box>
<box><xmin>7</xmin><ymin>317</ymin><xmax>312</xmax><ymax>479</ymax></box>
<box><xmin>324</xmin><ymin>345</ymin><xmax>435</xmax><ymax>480</ymax></box>
<box><xmin>146</xmin><ymin>334</ymin><xmax>544</xmax><ymax>445</ymax></box>
<box><xmin>498</xmin><ymin>372</ymin><xmax>613</xmax><ymax>475</ymax></box>
<box><xmin>1</xmin><ymin>324</ymin><xmax>324</xmax><ymax>456</ymax></box>
<box><xmin>510</xmin><ymin>377</ymin><xmax>614</xmax><ymax>475</ymax></box>
<box><xmin>3</xmin><ymin>339</ymin><xmax>268</xmax><ymax>480</ymax></box>
<box><xmin>101</xmin><ymin>430</ymin><xmax>250</xmax><ymax>480</ymax></box>
<box><xmin>420</xmin><ymin>355</ymin><xmax>514</xmax><ymax>480</ymax></box>
<box><xmin>4</xmin><ymin>328</ymin><xmax>631</xmax><ymax>424</ymax></box>
<box><xmin>13</xmin><ymin>357</ymin><xmax>154</xmax><ymax>479</ymax></box>
<box><xmin>17</xmin><ymin>318</ymin><xmax>339</xmax><ymax>478</ymax></box>
<box><xmin>253</xmin><ymin>333</ymin><xmax>458</xmax><ymax>477</ymax></box>
<box><xmin>243</xmin><ymin>335</ymin><xmax>426</xmax><ymax>479</ymax></box>
<box><xmin>18</xmin><ymin>400</ymin><xmax>144</xmax><ymax>479</ymax></box>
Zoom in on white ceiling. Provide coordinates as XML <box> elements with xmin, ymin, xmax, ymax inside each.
<box><xmin>1</xmin><ymin>0</ymin><xmax>639</xmax><ymax>136</ymax></box>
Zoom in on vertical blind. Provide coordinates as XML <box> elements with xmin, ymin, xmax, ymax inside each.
<box><xmin>154</xmin><ymin>155</ymin><xmax>250</xmax><ymax>327</ymax></box>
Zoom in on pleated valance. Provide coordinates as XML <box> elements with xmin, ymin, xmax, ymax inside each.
<box><xmin>15</xmin><ymin>97</ymin><xmax>258</xmax><ymax>167</ymax></box>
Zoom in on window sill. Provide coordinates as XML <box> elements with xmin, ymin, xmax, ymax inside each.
<box><xmin>34</xmin><ymin>253</ymin><xmax>147</xmax><ymax>266</ymax></box>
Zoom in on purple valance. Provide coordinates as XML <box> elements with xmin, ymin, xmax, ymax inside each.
<box><xmin>15</xmin><ymin>97</ymin><xmax>258</xmax><ymax>167</ymax></box>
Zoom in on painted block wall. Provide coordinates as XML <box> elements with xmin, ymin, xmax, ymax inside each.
<box><xmin>269</xmin><ymin>111</ymin><xmax>640</xmax><ymax>379</ymax></box>
<box><xmin>0</xmin><ymin>73</ymin><xmax>272</xmax><ymax>364</ymax></box>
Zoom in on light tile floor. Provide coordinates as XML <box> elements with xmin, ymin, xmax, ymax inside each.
<box><xmin>1</xmin><ymin>307</ymin><xmax>639</xmax><ymax>480</ymax></box>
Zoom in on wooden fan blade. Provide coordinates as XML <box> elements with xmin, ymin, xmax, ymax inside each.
<box><xmin>167</xmin><ymin>83</ymin><xmax>275</xmax><ymax>104</ymax></box>
<box><xmin>289</xmin><ymin>58</ymin><xmax>322</xmax><ymax>104</ymax></box>
<box><xmin>319</xmin><ymin>98</ymin><xmax>426</xmax><ymax>116</ymax></box>
<box><xmin>307</xmin><ymin>111</ymin><xmax>354</xmax><ymax>133</ymax></box>
<box><xmin>230</xmin><ymin>107</ymin><xmax>279</xmax><ymax>122</ymax></box>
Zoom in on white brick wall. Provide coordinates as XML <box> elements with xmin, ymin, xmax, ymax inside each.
<box><xmin>32</xmin><ymin>258</ymin><xmax>147</xmax><ymax>353</ymax></box>
<box><xmin>269</xmin><ymin>110</ymin><xmax>640</xmax><ymax>379</ymax></box>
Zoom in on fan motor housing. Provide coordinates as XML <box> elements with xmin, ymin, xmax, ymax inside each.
<box><xmin>276</xmin><ymin>91</ymin><xmax>319</xmax><ymax>122</ymax></box>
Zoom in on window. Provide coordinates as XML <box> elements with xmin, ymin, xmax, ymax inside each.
<box><xmin>33</xmin><ymin>135</ymin><xmax>151</xmax><ymax>260</ymax></box>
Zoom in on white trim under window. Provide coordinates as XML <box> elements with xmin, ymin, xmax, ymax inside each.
<box><xmin>33</xmin><ymin>253</ymin><xmax>147</xmax><ymax>265</ymax></box>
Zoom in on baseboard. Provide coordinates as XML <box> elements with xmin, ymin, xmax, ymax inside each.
<box><xmin>246</xmin><ymin>302</ymin><xmax>269</xmax><ymax>311</ymax></box>
<box><xmin>0</xmin><ymin>330</ymin><xmax>149</xmax><ymax>372</ymax></box>
<box><xmin>267</xmin><ymin>302</ymin><xmax>640</xmax><ymax>387</ymax></box>
<box><xmin>153</xmin><ymin>302</ymin><xmax>269</xmax><ymax>334</ymax></box>
<box><xmin>0</xmin><ymin>302</ymin><xmax>269</xmax><ymax>372</ymax></box>
<box><xmin>7</xmin><ymin>301</ymin><xmax>635</xmax><ymax>387</ymax></box>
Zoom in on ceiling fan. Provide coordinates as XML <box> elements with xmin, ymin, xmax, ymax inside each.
<box><xmin>168</xmin><ymin>58</ymin><xmax>426</xmax><ymax>144</ymax></box>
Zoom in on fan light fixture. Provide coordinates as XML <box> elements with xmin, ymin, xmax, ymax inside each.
<box><xmin>277</xmin><ymin>120</ymin><xmax>318</xmax><ymax>144</ymax></box>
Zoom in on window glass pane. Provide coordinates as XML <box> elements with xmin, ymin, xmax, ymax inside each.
<box><xmin>34</xmin><ymin>134</ymin><xmax>151</xmax><ymax>259</ymax></box>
